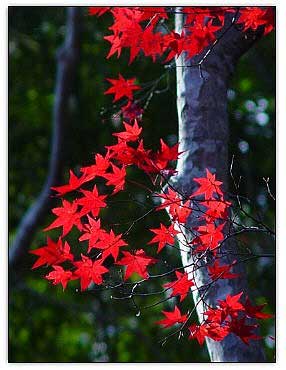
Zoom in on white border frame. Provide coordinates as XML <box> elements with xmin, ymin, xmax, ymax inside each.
<box><xmin>2</xmin><ymin>1</ymin><xmax>284</xmax><ymax>368</ymax></box>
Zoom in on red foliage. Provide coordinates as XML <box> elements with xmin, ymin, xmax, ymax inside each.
<box><xmin>117</xmin><ymin>249</ymin><xmax>157</xmax><ymax>280</ymax></box>
<box><xmin>164</xmin><ymin>271</ymin><xmax>195</xmax><ymax>302</ymax></box>
<box><xmin>148</xmin><ymin>223</ymin><xmax>179</xmax><ymax>253</ymax></box>
<box><xmin>156</xmin><ymin>305</ymin><xmax>188</xmax><ymax>328</ymax></box>
<box><xmin>31</xmin><ymin>6</ymin><xmax>274</xmax><ymax>348</ymax></box>
<box><xmin>104</xmin><ymin>74</ymin><xmax>141</xmax><ymax>102</ymax></box>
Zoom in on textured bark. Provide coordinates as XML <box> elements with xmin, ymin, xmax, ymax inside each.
<box><xmin>173</xmin><ymin>9</ymin><xmax>266</xmax><ymax>362</ymax></box>
<box><xmin>9</xmin><ymin>7</ymin><xmax>82</xmax><ymax>270</ymax></box>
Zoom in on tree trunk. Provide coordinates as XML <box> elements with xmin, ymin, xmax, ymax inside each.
<box><xmin>173</xmin><ymin>9</ymin><xmax>266</xmax><ymax>362</ymax></box>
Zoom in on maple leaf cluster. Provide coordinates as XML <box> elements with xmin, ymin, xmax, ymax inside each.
<box><xmin>188</xmin><ymin>292</ymin><xmax>273</xmax><ymax>345</ymax></box>
<box><xmin>156</xmin><ymin>292</ymin><xmax>272</xmax><ymax>346</ymax></box>
<box><xmin>98</xmin><ymin>6</ymin><xmax>274</xmax><ymax>130</ymax></box>
<box><xmin>90</xmin><ymin>6</ymin><xmax>274</xmax><ymax>64</ymax></box>
<box><xmin>30</xmin><ymin>6</ymin><xmax>274</xmax><ymax>349</ymax></box>
<box><xmin>31</xmin><ymin>119</ymin><xmax>181</xmax><ymax>292</ymax></box>
<box><xmin>31</xmin><ymin>118</ymin><xmax>273</xmax><ymax>347</ymax></box>
<box><xmin>31</xmin><ymin>123</ymin><xmax>273</xmax><ymax>344</ymax></box>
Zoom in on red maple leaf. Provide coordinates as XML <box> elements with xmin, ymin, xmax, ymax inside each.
<box><xmin>164</xmin><ymin>271</ymin><xmax>194</xmax><ymax>302</ymax></box>
<box><xmin>106</xmin><ymin>140</ymin><xmax>135</xmax><ymax>166</ymax></box>
<box><xmin>45</xmin><ymin>265</ymin><xmax>75</xmax><ymax>290</ymax></box>
<box><xmin>244</xmin><ymin>297</ymin><xmax>273</xmax><ymax>320</ymax></box>
<box><xmin>201</xmin><ymin>199</ymin><xmax>231</xmax><ymax>222</ymax></box>
<box><xmin>113</xmin><ymin>120</ymin><xmax>142</xmax><ymax>142</ymax></box>
<box><xmin>155</xmin><ymin>188</ymin><xmax>192</xmax><ymax>223</ymax></box>
<box><xmin>207</xmin><ymin>259</ymin><xmax>239</xmax><ymax>281</ymax></box>
<box><xmin>139</xmin><ymin>7</ymin><xmax>169</xmax><ymax>22</ymax></box>
<box><xmin>184</xmin><ymin>21</ymin><xmax>220</xmax><ymax>59</ymax></box>
<box><xmin>105</xmin><ymin>8</ymin><xmax>144</xmax><ymax>64</ymax></box>
<box><xmin>189</xmin><ymin>322</ymin><xmax>229</xmax><ymax>345</ymax></box>
<box><xmin>104</xmin><ymin>74</ymin><xmax>141</xmax><ymax>102</ymax></box>
<box><xmin>141</xmin><ymin>26</ymin><xmax>164</xmax><ymax>62</ymax></box>
<box><xmin>188</xmin><ymin>324</ymin><xmax>209</xmax><ymax>345</ymax></box>
<box><xmin>30</xmin><ymin>237</ymin><xmax>74</xmax><ymax>269</ymax></box>
<box><xmin>192</xmin><ymin>222</ymin><xmax>225</xmax><ymax>253</ymax></box>
<box><xmin>103</xmin><ymin>164</ymin><xmax>126</xmax><ymax>194</ymax></box>
<box><xmin>51</xmin><ymin>170</ymin><xmax>89</xmax><ymax>196</ymax></box>
<box><xmin>237</xmin><ymin>7</ymin><xmax>274</xmax><ymax>35</ymax></box>
<box><xmin>155</xmin><ymin>188</ymin><xmax>182</xmax><ymax>215</ymax></box>
<box><xmin>79</xmin><ymin>215</ymin><xmax>104</xmax><ymax>253</ymax></box>
<box><xmin>172</xmin><ymin>200</ymin><xmax>192</xmax><ymax>224</ymax></box>
<box><xmin>148</xmin><ymin>223</ymin><xmax>179</xmax><ymax>253</ymax></box>
<box><xmin>44</xmin><ymin>199</ymin><xmax>82</xmax><ymax>237</ymax></box>
<box><xmin>91</xmin><ymin>258</ymin><xmax>110</xmax><ymax>285</ymax></box>
<box><xmin>203</xmin><ymin>307</ymin><xmax>225</xmax><ymax>324</ymax></box>
<box><xmin>163</xmin><ymin>31</ymin><xmax>185</xmax><ymax>62</ymax></box>
<box><xmin>116</xmin><ymin>249</ymin><xmax>157</xmax><ymax>280</ymax></box>
<box><xmin>94</xmin><ymin>229</ymin><xmax>128</xmax><ymax>261</ymax></box>
<box><xmin>74</xmin><ymin>255</ymin><xmax>109</xmax><ymax>291</ymax></box>
<box><xmin>191</xmin><ymin>168</ymin><xmax>223</xmax><ymax>200</ymax></box>
<box><xmin>218</xmin><ymin>292</ymin><xmax>245</xmax><ymax>318</ymax></box>
<box><xmin>76</xmin><ymin>185</ymin><xmax>107</xmax><ymax>217</ymax></box>
<box><xmin>228</xmin><ymin>317</ymin><xmax>261</xmax><ymax>345</ymax></box>
<box><xmin>80</xmin><ymin>153</ymin><xmax>110</xmax><ymax>181</ymax></box>
<box><xmin>88</xmin><ymin>7</ymin><xmax>111</xmax><ymax>17</ymax></box>
<box><xmin>156</xmin><ymin>139</ymin><xmax>180</xmax><ymax>165</ymax></box>
<box><xmin>156</xmin><ymin>305</ymin><xmax>188</xmax><ymax>328</ymax></box>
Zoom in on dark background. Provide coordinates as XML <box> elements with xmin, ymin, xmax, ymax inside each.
<box><xmin>9</xmin><ymin>7</ymin><xmax>275</xmax><ymax>362</ymax></box>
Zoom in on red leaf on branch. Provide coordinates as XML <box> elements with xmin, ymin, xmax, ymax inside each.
<box><xmin>103</xmin><ymin>164</ymin><xmax>126</xmax><ymax>194</ymax></box>
<box><xmin>192</xmin><ymin>222</ymin><xmax>225</xmax><ymax>253</ymax></box>
<box><xmin>45</xmin><ymin>265</ymin><xmax>75</xmax><ymax>290</ymax></box>
<box><xmin>44</xmin><ymin>199</ymin><xmax>82</xmax><ymax>237</ymax></box>
<box><xmin>244</xmin><ymin>297</ymin><xmax>273</xmax><ymax>320</ymax></box>
<box><xmin>218</xmin><ymin>292</ymin><xmax>245</xmax><ymax>318</ymax></box>
<box><xmin>116</xmin><ymin>249</ymin><xmax>157</xmax><ymax>280</ymax></box>
<box><xmin>201</xmin><ymin>199</ymin><xmax>230</xmax><ymax>222</ymax></box>
<box><xmin>80</xmin><ymin>153</ymin><xmax>110</xmax><ymax>181</ymax></box>
<box><xmin>183</xmin><ymin>21</ymin><xmax>220</xmax><ymax>59</ymax></box>
<box><xmin>191</xmin><ymin>169</ymin><xmax>223</xmax><ymax>200</ymax></box>
<box><xmin>88</xmin><ymin>7</ymin><xmax>111</xmax><ymax>17</ymax></box>
<box><xmin>228</xmin><ymin>317</ymin><xmax>261</xmax><ymax>345</ymax></box>
<box><xmin>148</xmin><ymin>223</ymin><xmax>179</xmax><ymax>253</ymax></box>
<box><xmin>189</xmin><ymin>322</ymin><xmax>229</xmax><ymax>345</ymax></box>
<box><xmin>141</xmin><ymin>26</ymin><xmax>164</xmax><ymax>62</ymax></box>
<box><xmin>74</xmin><ymin>255</ymin><xmax>109</xmax><ymax>291</ymax></box>
<box><xmin>51</xmin><ymin>170</ymin><xmax>89</xmax><ymax>196</ymax></box>
<box><xmin>78</xmin><ymin>215</ymin><xmax>104</xmax><ymax>253</ymax></box>
<box><xmin>155</xmin><ymin>188</ymin><xmax>182</xmax><ymax>215</ymax></box>
<box><xmin>164</xmin><ymin>271</ymin><xmax>194</xmax><ymax>302</ymax></box>
<box><xmin>104</xmin><ymin>74</ymin><xmax>141</xmax><ymax>102</ymax></box>
<box><xmin>30</xmin><ymin>237</ymin><xmax>74</xmax><ymax>269</ymax></box>
<box><xmin>237</xmin><ymin>7</ymin><xmax>274</xmax><ymax>35</ymax></box>
<box><xmin>153</xmin><ymin>139</ymin><xmax>181</xmax><ymax>170</ymax></box>
<box><xmin>163</xmin><ymin>31</ymin><xmax>184</xmax><ymax>62</ymax></box>
<box><xmin>76</xmin><ymin>185</ymin><xmax>107</xmax><ymax>217</ymax></box>
<box><xmin>156</xmin><ymin>305</ymin><xmax>188</xmax><ymax>328</ymax></box>
<box><xmin>203</xmin><ymin>307</ymin><xmax>225</xmax><ymax>324</ymax></box>
<box><xmin>171</xmin><ymin>200</ymin><xmax>192</xmax><ymax>224</ymax></box>
<box><xmin>207</xmin><ymin>259</ymin><xmax>239</xmax><ymax>281</ymax></box>
<box><xmin>113</xmin><ymin>120</ymin><xmax>142</xmax><ymax>142</ymax></box>
<box><xmin>94</xmin><ymin>229</ymin><xmax>128</xmax><ymax>261</ymax></box>
<box><xmin>139</xmin><ymin>7</ymin><xmax>168</xmax><ymax>22</ymax></box>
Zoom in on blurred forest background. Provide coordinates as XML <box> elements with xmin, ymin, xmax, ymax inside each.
<box><xmin>8</xmin><ymin>7</ymin><xmax>275</xmax><ymax>362</ymax></box>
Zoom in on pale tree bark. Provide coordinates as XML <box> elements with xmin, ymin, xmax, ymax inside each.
<box><xmin>9</xmin><ymin>7</ymin><xmax>82</xmax><ymax>271</ymax></box>
<box><xmin>173</xmin><ymin>9</ymin><xmax>266</xmax><ymax>362</ymax></box>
